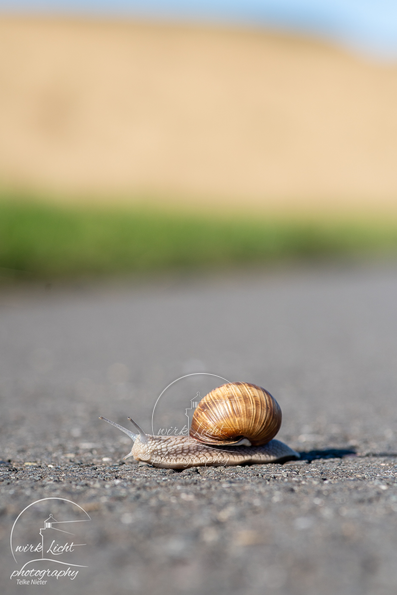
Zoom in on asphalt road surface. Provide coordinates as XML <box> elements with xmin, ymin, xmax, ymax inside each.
<box><xmin>1</xmin><ymin>262</ymin><xmax>397</xmax><ymax>595</ymax></box>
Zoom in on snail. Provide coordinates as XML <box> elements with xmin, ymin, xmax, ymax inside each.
<box><xmin>100</xmin><ymin>382</ymin><xmax>299</xmax><ymax>469</ymax></box>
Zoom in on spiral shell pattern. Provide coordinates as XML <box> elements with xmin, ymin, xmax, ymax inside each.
<box><xmin>189</xmin><ymin>382</ymin><xmax>282</xmax><ymax>446</ymax></box>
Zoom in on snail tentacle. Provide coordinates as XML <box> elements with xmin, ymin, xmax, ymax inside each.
<box><xmin>99</xmin><ymin>416</ymin><xmax>137</xmax><ymax>442</ymax></box>
<box><xmin>128</xmin><ymin>417</ymin><xmax>148</xmax><ymax>444</ymax></box>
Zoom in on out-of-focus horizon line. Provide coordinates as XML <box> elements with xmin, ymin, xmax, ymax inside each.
<box><xmin>1</xmin><ymin>0</ymin><xmax>397</xmax><ymax>60</ymax></box>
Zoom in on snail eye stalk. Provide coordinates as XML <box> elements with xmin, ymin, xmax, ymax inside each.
<box><xmin>99</xmin><ymin>416</ymin><xmax>137</xmax><ymax>442</ymax></box>
<box><xmin>128</xmin><ymin>417</ymin><xmax>148</xmax><ymax>444</ymax></box>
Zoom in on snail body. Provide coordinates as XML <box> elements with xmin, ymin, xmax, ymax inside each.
<box><xmin>100</xmin><ymin>382</ymin><xmax>299</xmax><ymax>469</ymax></box>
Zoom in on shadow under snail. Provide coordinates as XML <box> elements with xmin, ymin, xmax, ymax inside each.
<box><xmin>100</xmin><ymin>382</ymin><xmax>299</xmax><ymax>469</ymax></box>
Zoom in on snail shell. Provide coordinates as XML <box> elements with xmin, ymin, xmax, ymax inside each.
<box><xmin>190</xmin><ymin>382</ymin><xmax>282</xmax><ymax>446</ymax></box>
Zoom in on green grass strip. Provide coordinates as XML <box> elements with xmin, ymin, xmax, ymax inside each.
<box><xmin>1</xmin><ymin>198</ymin><xmax>397</xmax><ymax>281</ymax></box>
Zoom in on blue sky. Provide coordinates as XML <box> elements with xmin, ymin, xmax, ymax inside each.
<box><xmin>2</xmin><ymin>0</ymin><xmax>397</xmax><ymax>58</ymax></box>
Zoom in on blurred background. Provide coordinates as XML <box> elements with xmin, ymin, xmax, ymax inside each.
<box><xmin>1</xmin><ymin>0</ymin><xmax>397</xmax><ymax>280</ymax></box>
<box><xmin>2</xmin><ymin>6</ymin><xmax>397</xmax><ymax>595</ymax></box>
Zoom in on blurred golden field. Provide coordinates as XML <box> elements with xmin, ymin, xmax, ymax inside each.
<box><xmin>1</xmin><ymin>14</ymin><xmax>397</xmax><ymax>217</ymax></box>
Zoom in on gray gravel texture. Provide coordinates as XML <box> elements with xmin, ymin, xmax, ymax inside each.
<box><xmin>1</xmin><ymin>263</ymin><xmax>397</xmax><ymax>595</ymax></box>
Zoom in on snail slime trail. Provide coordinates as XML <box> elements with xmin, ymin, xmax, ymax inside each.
<box><xmin>100</xmin><ymin>382</ymin><xmax>299</xmax><ymax>469</ymax></box>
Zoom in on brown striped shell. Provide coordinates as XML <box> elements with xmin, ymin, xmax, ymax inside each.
<box><xmin>189</xmin><ymin>382</ymin><xmax>282</xmax><ymax>446</ymax></box>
